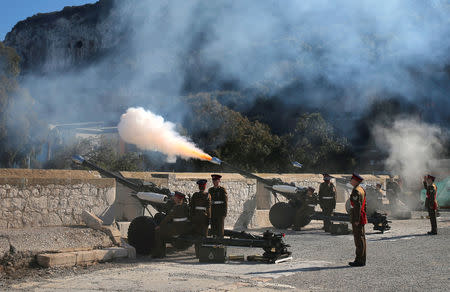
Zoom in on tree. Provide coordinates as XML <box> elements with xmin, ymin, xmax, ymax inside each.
<box><xmin>183</xmin><ymin>93</ymin><xmax>283</xmax><ymax>172</ymax></box>
<box><xmin>285</xmin><ymin>113</ymin><xmax>354</xmax><ymax>172</ymax></box>
<box><xmin>0</xmin><ymin>42</ymin><xmax>48</xmax><ymax>167</ymax></box>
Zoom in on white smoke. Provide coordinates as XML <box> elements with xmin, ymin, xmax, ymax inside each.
<box><xmin>117</xmin><ymin>107</ymin><xmax>211</xmax><ymax>162</ymax></box>
<box><xmin>373</xmin><ymin>118</ymin><xmax>445</xmax><ymax>185</ymax></box>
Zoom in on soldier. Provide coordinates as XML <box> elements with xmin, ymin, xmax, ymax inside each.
<box><xmin>190</xmin><ymin>179</ymin><xmax>211</xmax><ymax>256</ymax></box>
<box><xmin>293</xmin><ymin>186</ymin><xmax>317</xmax><ymax>231</ymax></box>
<box><xmin>423</xmin><ymin>174</ymin><xmax>438</xmax><ymax>235</ymax></box>
<box><xmin>152</xmin><ymin>191</ymin><xmax>191</xmax><ymax>258</ymax></box>
<box><xmin>375</xmin><ymin>183</ymin><xmax>384</xmax><ymax>211</ymax></box>
<box><xmin>318</xmin><ymin>173</ymin><xmax>337</xmax><ymax>232</ymax></box>
<box><xmin>348</xmin><ymin>173</ymin><xmax>367</xmax><ymax>267</ymax></box>
<box><xmin>386</xmin><ymin>175</ymin><xmax>400</xmax><ymax>211</ymax></box>
<box><xmin>208</xmin><ymin>174</ymin><xmax>228</xmax><ymax>238</ymax></box>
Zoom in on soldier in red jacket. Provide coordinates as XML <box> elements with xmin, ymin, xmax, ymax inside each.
<box><xmin>348</xmin><ymin>173</ymin><xmax>367</xmax><ymax>267</ymax></box>
<box><xmin>423</xmin><ymin>174</ymin><xmax>438</xmax><ymax>235</ymax></box>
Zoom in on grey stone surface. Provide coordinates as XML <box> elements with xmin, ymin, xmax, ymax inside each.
<box><xmin>0</xmin><ymin>181</ymin><xmax>115</xmax><ymax>229</ymax></box>
<box><xmin>0</xmin><ymin>236</ymin><xmax>11</xmax><ymax>258</ymax></box>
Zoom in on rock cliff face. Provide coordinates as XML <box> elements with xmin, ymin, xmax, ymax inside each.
<box><xmin>4</xmin><ymin>0</ymin><xmax>122</xmax><ymax>74</ymax></box>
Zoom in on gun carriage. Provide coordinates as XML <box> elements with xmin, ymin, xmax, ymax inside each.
<box><xmin>72</xmin><ymin>155</ymin><xmax>291</xmax><ymax>263</ymax></box>
<box><xmin>211</xmin><ymin>157</ymin><xmax>391</xmax><ymax>233</ymax></box>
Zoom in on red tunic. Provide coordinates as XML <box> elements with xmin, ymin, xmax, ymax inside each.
<box><xmin>426</xmin><ymin>184</ymin><xmax>438</xmax><ymax>210</ymax></box>
<box><xmin>350</xmin><ymin>185</ymin><xmax>367</xmax><ymax>225</ymax></box>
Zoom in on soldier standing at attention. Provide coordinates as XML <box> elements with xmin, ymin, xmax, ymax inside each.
<box><xmin>423</xmin><ymin>174</ymin><xmax>438</xmax><ymax>235</ymax></box>
<box><xmin>209</xmin><ymin>174</ymin><xmax>228</xmax><ymax>238</ymax></box>
<box><xmin>349</xmin><ymin>173</ymin><xmax>367</xmax><ymax>267</ymax></box>
<box><xmin>318</xmin><ymin>174</ymin><xmax>337</xmax><ymax>232</ymax></box>
<box><xmin>152</xmin><ymin>191</ymin><xmax>191</xmax><ymax>258</ymax></box>
<box><xmin>190</xmin><ymin>179</ymin><xmax>211</xmax><ymax>256</ymax></box>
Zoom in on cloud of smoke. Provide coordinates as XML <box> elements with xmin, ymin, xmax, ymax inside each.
<box><xmin>373</xmin><ymin>118</ymin><xmax>445</xmax><ymax>185</ymax></box>
<box><xmin>3</xmin><ymin>0</ymin><xmax>449</xmax><ymax>166</ymax></box>
<box><xmin>117</xmin><ymin>107</ymin><xmax>212</xmax><ymax>162</ymax></box>
<box><xmin>11</xmin><ymin>0</ymin><xmax>450</xmax><ymax>123</ymax></box>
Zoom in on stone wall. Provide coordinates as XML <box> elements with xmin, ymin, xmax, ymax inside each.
<box><xmin>0</xmin><ymin>169</ymin><xmax>388</xmax><ymax>230</ymax></box>
<box><xmin>0</xmin><ymin>176</ymin><xmax>115</xmax><ymax>229</ymax></box>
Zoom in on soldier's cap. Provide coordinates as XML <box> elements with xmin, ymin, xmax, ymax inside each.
<box><xmin>211</xmin><ymin>174</ymin><xmax>222</xmax><ymax>180</ymax></box>
<box><xmin>322</xmin><ymin>173</ymin><xmax>334</xmax><ymax>180</ymax></box>
<box><xmin>197</xmin><ymin>179</ymin><xmax>208</xmax><ymax>185</ymax></box>
<box><xmin>307</xmin><ymin>186</ymin><xmax>315</xmax><ymax>192</ymax></box>
<box><xmin>351</xmin><ymin>173</ymin><xmax>364</xmax><ymax>183</ymax></box>
<box><xmin>174</xmin><ymin>191</ymin><xmax>186</xmax><ymax>199</ymax></box>
<box><xmin>426</xmin><ymin>174</ymin><xmax>436</xmax><ymax>181</ymax></box>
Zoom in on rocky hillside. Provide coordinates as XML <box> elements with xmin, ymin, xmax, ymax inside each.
<box><xmin>4</xmin><ymin>0</ymin><xmax>120</xmax><ymax>73</ymax></box>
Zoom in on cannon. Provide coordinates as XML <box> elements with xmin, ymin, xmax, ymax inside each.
<box><xmin>210</xmin><ymin>157</ymin><xmax>391</xmax><ymax>233</ymax></box>
<box><xmin>72</xmin><ymin>155</ymin><xmax>291</xmax><ymax>262</ymax></box>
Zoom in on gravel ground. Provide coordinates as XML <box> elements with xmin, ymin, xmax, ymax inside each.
<box><xmin>1</xmin><ymin>211</ymin><xmax>449</xmax><ymax>291</ymax></box>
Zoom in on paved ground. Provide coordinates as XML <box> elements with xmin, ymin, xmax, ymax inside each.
<box><xmin>2</xmin><ymin>211</ymin><xmax>449</xmax><ymax>291</ymax></box>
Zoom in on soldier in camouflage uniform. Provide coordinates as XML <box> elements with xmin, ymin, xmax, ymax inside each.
<box><xmin>423</xmin><ymin>174</ymin><xmax>438</xmax><ymax>235</ymax></box>
<box><xmin>386</xmin><ymin>175</ymin><xmax>400</xmax><ymax>211</ymax></box>
<box><xmin>348</xmin><ymin>173</ymin><xmax>367</xmax><ymax>267</ymax></box>
<box><xmin>208</xmin><ymin>174</ymin><xmax>228</xmax><ymax>238</ymax></box>
<box><xmin>190</xmin><ymin>179</ymin><xmax>211</xmax><ymax>256</ymax></box>
<box><xmin>318</xmin><ymin>174</ymin><xmax>337</xmax><ymax>232</ymax></box>
<box><xmin>152</xmin><ymin>191</ymin><xmax>191</xmax><ymax>258</ymax></box>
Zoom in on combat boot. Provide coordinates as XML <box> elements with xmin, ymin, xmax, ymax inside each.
<box><xmin>348</xmin><ymin>261</ymin><xmax>365</xmax><ymax>267</ymax></box>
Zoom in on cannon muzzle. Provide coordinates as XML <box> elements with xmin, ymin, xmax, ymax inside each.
<box><xmin>72</xmin><ymin>155</ymin><xmax>85</xmax><ymax>165</ymax></box>
<box><xmin>291</xmin><ymin>161</ymin><xmax>303</xmax><ymax>168</ymax></box>
<box><xmin>210</xmin><ymin>157</ymin><xmax>222</xmax><ymax>165</ymax></box>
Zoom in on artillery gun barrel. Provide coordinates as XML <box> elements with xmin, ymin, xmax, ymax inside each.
<box><xmin>72</xmin><ymin>155</ymin><xmax>142</xmax><ymax>191</ymax></box>
<box><xmin>222</xmin><ymin>162</ymin><xmax>273</xmax><ymax>185</ymax></box>
<box><xmin>210</xmin><ymin>157</ymin><xmax>277</xmax><ymax>186</ymax></box>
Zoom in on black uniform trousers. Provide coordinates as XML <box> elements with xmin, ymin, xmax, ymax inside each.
<box><xmin>320</xmin><ymin>200</ymin><xmax>335</xmax><ymax>231</ymax></box>
<box><xmin>192</xmin><ymin>216</ymin><xmax>209</xmax><ymax>257</ymax></box>
<box><xmin>211</xmin><ymin>216</ymin><xmax>225</xmax><ymax>238</ymax></box>
<box><xmin>428</xmin><ymin>208</ymin><xmax>437</xmax><ymax>233</ymax></box>
<box><xmin>352</xmin><ymin>223</ymin><xmax>366</xmax><ymax>264</ymax></box>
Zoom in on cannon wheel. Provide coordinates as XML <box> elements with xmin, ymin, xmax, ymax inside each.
<box><xmin>269</xmin><ymin>202</ymin><xmax>295</xmax><ymax>229</ymax></box>
<box><xmin>293</xmin><ymin>208</ymin><xmax>312</xmax><ymax>230</ymax></box>
<box><xmin>128</xmin><ymin>216</ymin><xmax>156</xmax><ymax>255</ymax></box>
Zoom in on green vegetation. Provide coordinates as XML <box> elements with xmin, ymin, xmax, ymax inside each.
<box><xmin>0</xmin><ymin>42</ymin><xmax>47</xmax><ymax>168</ymax></box>
<box><xmin>184</xmin><ymin>93</ymin><xmax>354</xmax><ymax>172</ymax></box>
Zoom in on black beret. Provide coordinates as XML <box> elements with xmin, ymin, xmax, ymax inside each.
<box><xmin>197</xmin><ymin>179</ymin><xmax>207</xmax><ymax>185</ymax></box>
<box><xmin>211</xmin><ymin>174</ymin><xmax>222</xmax><ymax>180</ymax></box>
<box><xmin>351</xmin><ymin>173</ymin><xmax>364</xmax><ymax>182</ymax></box>
<box><xmin>174</xmin><ymin>191</ymin><xmax>186</xmax><ymax>199</ymax></box>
